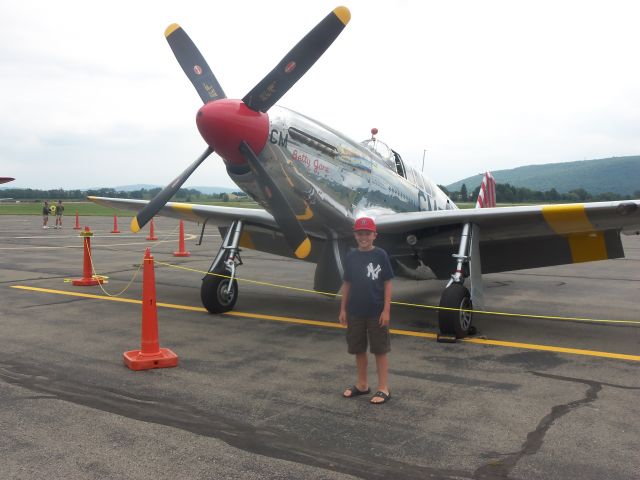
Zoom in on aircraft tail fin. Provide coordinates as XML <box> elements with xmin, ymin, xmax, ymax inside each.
<box><xmin>475</xmin><ymin>172</ymin><xmax>496</xmax><ymax>208</ymax></box>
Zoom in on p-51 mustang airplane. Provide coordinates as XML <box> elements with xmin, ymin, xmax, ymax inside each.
<box><xmin>90</xmin><ymin>6</ymin><xmax>640</xmax><ymax>338</ymax></box>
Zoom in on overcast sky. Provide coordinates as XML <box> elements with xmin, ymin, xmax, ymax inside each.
<box><xmin>2</xmin><ymin>0</ymin><xmax>640</xmax><ymax>190</ymax></box>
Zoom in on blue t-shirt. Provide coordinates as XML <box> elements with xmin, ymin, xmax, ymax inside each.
<box><xmin>343</xmin><ymin>247</ymin><xmax>394</xmax><ymax>317</ymax></box>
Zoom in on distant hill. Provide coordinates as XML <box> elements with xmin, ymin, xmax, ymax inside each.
<box><xmin>112</xmin><ymin>184</ymin><xmax>239</xmax><ymax>194</ymax></box>
<box><xmin>186</xmin><ymin>186</ymin><xmax>240</xmax><ymax>195</ymax></box>
<box><xmin>112</xmin><ymin>184</ymin><xmax>161</xmax><ymax>192</ymax></box>
<box><xmin>447</xmin><ymin>156</ymin><xmax>640</xmax><ymax>195</ymax></box>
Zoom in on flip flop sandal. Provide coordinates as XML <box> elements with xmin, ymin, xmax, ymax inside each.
<box><xmin>370</xmin><ymin>390</ymin><xmax>391</xmax><ymax>404</ymax></box>
<box><xmin>343</xmin><ymin>385</ymin><xmax>371</xmax><ymax>398</ymax></box>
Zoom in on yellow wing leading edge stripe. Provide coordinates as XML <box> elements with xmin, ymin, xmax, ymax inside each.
<box><xmin>542</xmin><ymin>204</ymin><xmax>607</xmax><ymax>263</ymax></box>
<box><xmin>171</xmin><ymin>203</ymin><xmax>195</xmax><ymax>215</ymax></box>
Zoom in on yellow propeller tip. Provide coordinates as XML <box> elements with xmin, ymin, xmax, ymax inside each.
<box><xmin>294</xmin><ymin>237</ymin><xmax>312</xmax><ymax>259</ymax></box>
<box><xmin>165</xmin><ymin>23</ymin><xmax>181</xmax><ymax>38</ymax></box>
<box><xmin>333</xmin><ymin>6</ymin><xmax>351</xmax><ymax>25</ymax></box>
<box><xmin>131</xmin><ymin>217</ymin><xmax>141</xmax><ymax>233</ymax></box>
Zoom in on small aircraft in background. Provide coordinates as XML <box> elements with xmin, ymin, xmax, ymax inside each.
<box><xmin>0</xmin><ymin>177</ymin><xmax>15</xmax><ymax>201</ymax></box>
<box><xmin>90</xmin><ymin>6</ymin><xmax>640</xmax><ymax>338</ymax></box>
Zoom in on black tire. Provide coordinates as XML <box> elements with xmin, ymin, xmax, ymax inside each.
<box><xmin>201</xmin><ymin>270</ymin><xmax>238</xmax><ymax>313</ymax></box>
<box><xmin>438</xmin><ymin>283</ymin><xmax>473</xmax><ymax>338</ymax></box>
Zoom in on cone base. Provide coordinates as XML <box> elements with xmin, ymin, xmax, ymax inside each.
<box><xmin>72</xmin><ymin>277</ymin><xmax>104</xmax><ymax>286</ymax></box>
<box><xmin>173</xmin><ymin>251</ymin><xmax>191</xmax><ymax>257</ymax></box>
<box><xmin>111</xmin><ymin>230</ymin><xmax>121</xmax><ymax>234</ymax></box>
<box><xmin>123</xmin><ymin>348</ymin><xmax>179</xmax><ymax>371</ymax></box>
<box><xmin>73</xmin><ymin>227</ymin><xmax>82</xmax><ymax>230</ymax></box>
<box><xmin>146</xmin><ymin>237</ymin><xmax>158</xmax><ymax>241</ymax></box>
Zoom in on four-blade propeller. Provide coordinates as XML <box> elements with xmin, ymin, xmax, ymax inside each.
<box><xmin>131</xmin><ymin>7</ymin><xmax>351</xmax><ymax>259</ymax></box>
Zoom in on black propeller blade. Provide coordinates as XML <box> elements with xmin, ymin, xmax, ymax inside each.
<box><xmin>242</xmin><ymin>6</ymin><xmax>350</xmax><ymax>112</ymax></box>
<box><xmin>133</xmin><ymin>7</ymin><xmax>350</xmax><ymax>258</ymax></box>
<box><xmin>239</xmin><ymin>141</ymin><xmax>311</xmax><ymax>259</ymax></box>
<box><xmin>131</xmin><ymin>147</ymin><xmax>213</xmax><ymax>232</ymax></box>
<box><xmin>165</xmin><ymin>23</ymin><xmax>226</xmax><ymax>104</ymax></box>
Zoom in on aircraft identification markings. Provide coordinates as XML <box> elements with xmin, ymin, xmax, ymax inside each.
<box><xmin>542</xmin><ymin>204</ymin><xmax>608</xmax><ymax>262</ymax></box>
<box><xmin>10</xmin><ymin>285</ymin><xmax>640</xmax><ymax>363</ymax></box>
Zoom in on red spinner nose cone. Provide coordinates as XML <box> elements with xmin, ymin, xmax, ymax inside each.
<box><xmin>196</xmin><ymin>99</ymin><xmax>269</xmax><ymax>166</ymax></box>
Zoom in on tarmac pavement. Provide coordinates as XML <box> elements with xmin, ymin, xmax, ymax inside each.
<box><xmin>1</xmin><ymin>215</ymin><xmax>639</xmax><ymax>479</ymax></box>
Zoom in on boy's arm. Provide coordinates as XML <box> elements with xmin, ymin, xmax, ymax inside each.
<box><xmin>379</xmin><ymin>280</ymin><xmax>392</xmax><ymax>327</ymax></box>
<box><xmin>338</xmin><ymin>281</ymin><xmax>350</xmax><ymax>326</ymax></box>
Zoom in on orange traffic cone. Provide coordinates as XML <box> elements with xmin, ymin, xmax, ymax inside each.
<box><xmin>173</xmin><ymin>220</ymin><xmax>190</xmax><ymax>257</ymax></box>
<box><xmin>123</xmin><ymin>248</ymin><xmax>178</xmax><ymax>370</ymax></box>
<box><xmin>72</xmin><ymin>226</ymin><xmax>104</xmax><ymax>286</ymax></box>
<box><xmin>111</xmin><ymin>214</ymin><xmax>121</xmax><ymax>234</ymax></box>
<box><xmin>146</xmin><ymin>219</ymin><xmax>158</xmax><ymax>241</ymax></box>
<box><xmin>73</xmin><ymin>210</ymin><xmax>81</xmax><ymax>230</ymax></box>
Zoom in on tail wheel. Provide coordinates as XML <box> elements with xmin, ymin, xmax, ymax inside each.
<box><xmin>438</xmin><ymin>283</ymin><xmax>473</xmax><ymax>338</ymax></box>
<box><xmin>201</xmin><ymin>270</ymin><xmax>238</xmax><ymax>313</ymax></box>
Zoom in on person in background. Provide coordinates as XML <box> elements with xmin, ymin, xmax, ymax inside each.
<box><xmin>54</xmin><ymin>200</ymin><xmax>64</xmax><ymax>229</ymax></box>
<box><xmin>42</xmin><ymin>201</ymin><xmax>49</xmax><ymax>229</ymax></box>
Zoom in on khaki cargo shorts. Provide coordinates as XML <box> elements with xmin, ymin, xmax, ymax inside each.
<box><xmin>346</xmin><ymin>315</ymin><xmax>390</xmax><ymax>355</ymax></box>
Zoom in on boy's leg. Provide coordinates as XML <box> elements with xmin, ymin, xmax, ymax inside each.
<box><xmin>356</xmin><ymin>352</ymin><xmax>368</xmax><ymax>388</ymax></box>
<box><xmin>343</xmin><ymin>353</ymin><xmax>368</xmax><ymax>396</ymax></box>
<box><xmin>372</xmin><ymin>353</ymin><xmax>389</xmax><ymax>402</ymax></box>
<box><xmin>344</xmin><ymin>316</ymin><xmax>369</xmax><ymax>396</ymax></box>
<box><xmin>367</xmin><ymin>317</ymin><xmax>390</xmax><ymax>403</ymax></box>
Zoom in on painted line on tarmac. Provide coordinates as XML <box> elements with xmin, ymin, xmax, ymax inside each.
<box><xmin>10</xmin><ymin>233</ymin><xmax>219</xmax><ymax>240</ymax></box>
<box><xmin>0</xmin><ymin>234</ymin><xmax>200</xmax><ymax>250</ymax></box>
<box><xmin>10</xmin><ymin>285</ymin><xmax>640</xmax><ymax>363</ymax></box>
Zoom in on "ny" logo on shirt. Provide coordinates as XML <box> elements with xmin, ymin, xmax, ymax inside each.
<box><xmin>367</xmin><ymin>263</ymin><xmax>381</xmax><ymax>280</ymax></box>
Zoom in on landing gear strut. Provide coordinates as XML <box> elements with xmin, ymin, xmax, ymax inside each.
<box><xmin>438</xmin><ymin>223</ymin><xmax>475</xmax><ymax>338</ymax></box>
<box><xmin>201</xmin><ymin>220</ymin><xmax>243</xmax><ymax>313</ymax></box>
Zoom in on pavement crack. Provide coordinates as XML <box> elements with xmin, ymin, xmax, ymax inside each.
<box><xmin>473</xmin><ymin>372</ymin><xmax>606</xmax><ymax>479</ymax></box>
<box><xmin>0</xmin><ymin>360</ymin><xmax>472</xmax><ymax>480</ymax></box>
<box><xmin>22</xmin><ymin>298</ymin><xmax>87</xmax><ymax>308</ymax></box>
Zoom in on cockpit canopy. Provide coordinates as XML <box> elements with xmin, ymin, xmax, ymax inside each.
<box><xmin>360</xmin><ymin>138</ymin><xmax>406</xmax><ymax>177</ymax></box>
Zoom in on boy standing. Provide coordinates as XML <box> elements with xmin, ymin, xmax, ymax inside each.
<box><xmin>339</xmin><ymin>216</ymin><xmax>394</xmax><ymax>404</ymax></box>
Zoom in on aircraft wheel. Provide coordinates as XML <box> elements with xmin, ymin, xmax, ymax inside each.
<box><xmin>438</xmin><ymin>283</ymin><xmax>473</xmax><ymax>338</ymax></box>
<box><xmin>201</xmin><ymin>270</ymin><xmax>238</xmax><ymax>313</ymax></box>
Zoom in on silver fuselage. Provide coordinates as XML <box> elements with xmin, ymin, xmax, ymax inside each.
<box><xmin>229</xmin><ymin>106</ymin><xmax>456</xmax><ymax>239</ymax></box>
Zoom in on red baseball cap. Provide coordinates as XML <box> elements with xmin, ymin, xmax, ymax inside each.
<box><xmin>353</xmin><ymin>216</ymin><xmax>376</xmax><ymax>232</ymax></box>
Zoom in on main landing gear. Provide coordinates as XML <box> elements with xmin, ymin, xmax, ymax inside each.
<box><xmin>438</xmin><ymin>223</ymin><xmax>477</xmax><ymax>338</ymax></box>
<box><xmin>201</xmin><ymin>220</ymin><xmax>243</xmax><ymax>313</ymax></box>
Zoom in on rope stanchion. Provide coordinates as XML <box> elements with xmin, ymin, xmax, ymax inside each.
<box><xmin>87</xmin><ymin>246</ymin><xmax>144</xmax><ymax>298</ymax></box>
<box><xmin>72</xmin><ymin>227</ymin><xmax>104</xmax><ymax>287</ymax></box>
<box><xmin>146</xmin><ymin>219</ymin><xmax>158</xmax><ymax>241</ymax></box>
<box><xmin>153</xmin><ymin>260</ymin><xmax>640</xmax><ymax>327</ymax></box>
<box><xmin>81</xmin><ymin>221</ymin><xmax>180</xmax><ymax>298</ymax></box>
<box><xmin>63</xmin><ymin>222</ymin><xmax>640</xmax><ymax>327</ymax></box>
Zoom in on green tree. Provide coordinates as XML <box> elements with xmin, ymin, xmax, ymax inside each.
<box><xmin>460</xmin><ymin>183</ymin><xmax>468</xmax><ymax>201</ymax></box>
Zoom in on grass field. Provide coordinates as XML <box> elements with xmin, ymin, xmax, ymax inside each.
<box><xmin>0</xmin><ymin>201</ymin><xmax>259</xmax><ymax>216</ymax></box>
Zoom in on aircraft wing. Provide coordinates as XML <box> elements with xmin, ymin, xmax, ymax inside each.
<box><xmin>375</xmin><ymin>200</ymin><xmax>640</xmax><ymax>275</ymax></box>
<box><xmin>87</xmin><ymin>196</ymin><xmax>278</xmax><ymax>229</ymax></box>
